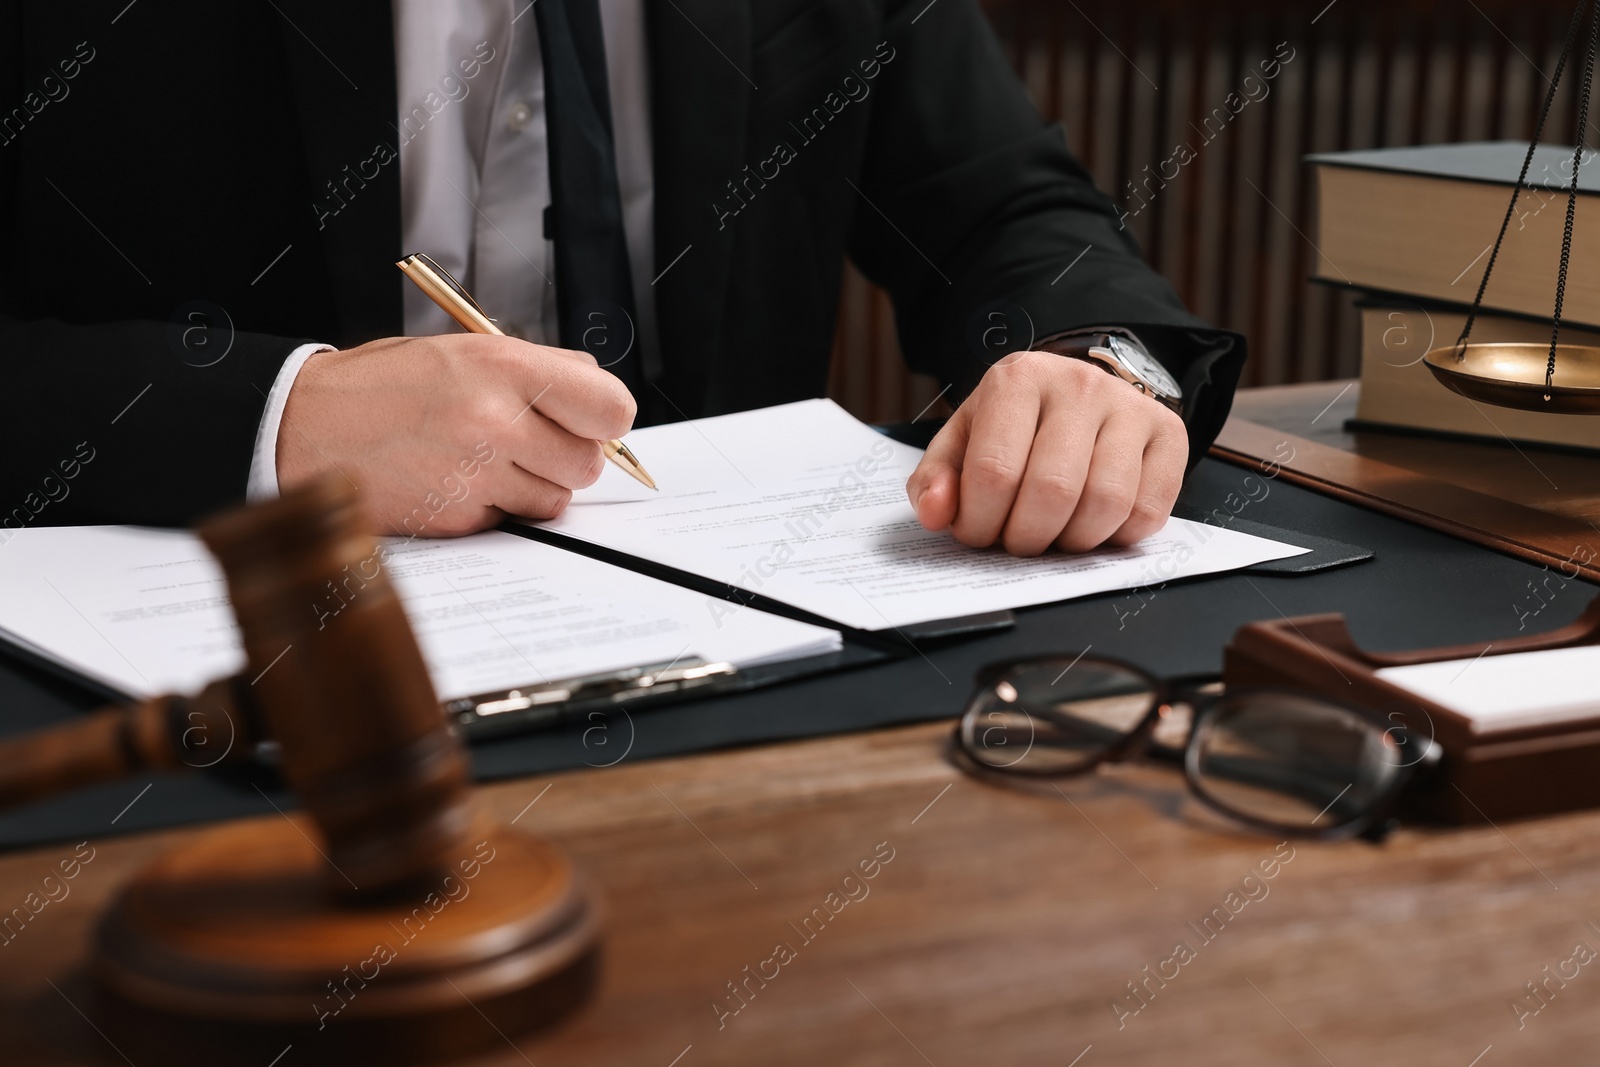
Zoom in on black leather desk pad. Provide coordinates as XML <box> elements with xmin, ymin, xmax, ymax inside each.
<box><xmin>1172</xmin><ymin>506</ymin><xmax>1374</xmax><ymax>574</ymax></box>
<box><xmin>0</xmin><ymin>457</ymin><xmax>1589</xmax><ymax>852</ymax></box>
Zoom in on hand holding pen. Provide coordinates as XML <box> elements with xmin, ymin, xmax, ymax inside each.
<box><xmin>399</xmin><ymin>254</ymin><xmax>655</xmax><ymax>489</ymax></box>
<box><xmin>273</xmin><ymin>265</ymin><xmax>645</xmax><ymax>536</ymax></box>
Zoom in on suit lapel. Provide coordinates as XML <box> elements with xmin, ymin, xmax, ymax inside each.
<box><xmin>647</xmin><ymin>0</ymin><xmax>752</xmax><ymax>417</ymax></box>
<box><xmin>276</xmin><ymin>0</ymin><xmax>402</xmax><ymax>342</ymax></box>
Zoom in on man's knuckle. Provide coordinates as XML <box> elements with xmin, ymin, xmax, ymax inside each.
<box><xmin>476</xmin><ymin>336</ymin><xmax>521</xmax><ymax>371</ymax></box>
<box><xmin>1087</xmin><ymin>478</ymin><xmax>1139</xmax><ymax>517</ymax></box>
<box><xmin>460</xmin><ymin>394</ymin><xmax>503</xmax><ymax>431</ymax></box>
<box><xmin>578</xmin><ymin>444</ymin><xmax>607</xmax><ymax>486</ymax></box>
<box><xmin>1060</xmin><ymin>356</ymin><xmax>1102</xmax><ymax>385</ymax></box>
<box><xmin>1149</xmin><ymin>405</ymin><xmax>1185</xmax><ymax>434</ymax></box>
<box><xmin>990</xmin><ymin>350</ymin><xmax>1039</xmax><ymax>380</ymax></box>
<box><xmin>952</xmin><ymin>524</ymin><xmax>997</xmax><ymax>549</ymax></box>
<box><xmin>1055</xmin><ymin>528</ymin><xmax>1098</xmax><ymax>554</ymax></box>
<box><xmin>1001</xmin><ymin>529</ymin><xmax>1047</xmax><ymax>558</ymax></box>
<box><xmin>1127</xmin><ymin>498</ymin><xmax>1169</xmax><ymax>528</ymax></box>
<box><xmin>966</xmin><ymin>452</ymin><xmax>1020</xmax><ymax>489</ymax></box>
<box><xmin>599</xmin><ymin>386</ymin><xmax>636</xmax><ymax>431</ymax></box>
<box><xmin>1032</xmin><ymin>471</ymin><xmax>1082</xmax><ymax>508</ymax></box>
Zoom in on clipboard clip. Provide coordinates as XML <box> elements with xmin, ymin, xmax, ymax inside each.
<box><xmin>445</xmin><ymin>657</ymin><xmax>738</xmax><ymax>727</ymax></box>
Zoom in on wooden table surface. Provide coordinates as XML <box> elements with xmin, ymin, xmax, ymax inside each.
<box><xmin>9</xmin><ymin>388</ymin><xmax>1600</xmax><ymax>1065</ymax></box>
<box><xmin>6</xmin><ymin>716</ymin><xmax>1600</xmax><ymax>1066</ymax></box>
<box><xmin>1231</xmin><ymin>380</ymin><xmax>1600</xmax><ymax>525</ymax></box>
<box><xmin>1223</xmin><ymin>380</ymin><xmax>1600</xmax><ymax>585</ymax></box>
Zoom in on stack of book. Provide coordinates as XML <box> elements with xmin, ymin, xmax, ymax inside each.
<box><xmin>1310</xmin><ymin>142</ymin><xmax>1600</xmax><ymax>450</ymax></box>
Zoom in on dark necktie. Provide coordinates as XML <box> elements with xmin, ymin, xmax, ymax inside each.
<box><xmin>535</xmin><ymin>0</ymin><xmax>641</xmax><ymax>389</ymax></box>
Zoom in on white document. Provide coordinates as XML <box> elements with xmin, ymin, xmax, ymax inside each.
<box><xmin>0</xmin><ymin>527</ymin><xmax>839</xmax><ymax>702</ymax></box>
<box><xmin>1377</xmin><ymin>645</ymin><xmax>1600</xmax><ymax>735</ymax></box>
<box><xmin>533</xmin><ymin>399</ymin><xmax>1311</xmax><ymax>631</ymax></box>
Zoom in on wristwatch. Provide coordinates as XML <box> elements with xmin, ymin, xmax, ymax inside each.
<box><xmin>1037</xmin><ymin>327</ymin><xmax>1184</xmax><ymax>413</ymax></box>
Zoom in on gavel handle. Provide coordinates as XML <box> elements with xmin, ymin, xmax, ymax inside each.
<box><xmin>0</xmin><ymin>675</ymin><xmax>259</xmax><ymax>811</ymax></box>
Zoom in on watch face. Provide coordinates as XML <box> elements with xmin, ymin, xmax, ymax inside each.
<box><xmin>1103</xmin><ymin>335</ymin><xmax>1182</xmax><ymax>400</ymax></box>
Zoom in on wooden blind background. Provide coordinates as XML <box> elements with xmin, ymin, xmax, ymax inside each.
<box><xmin>826</xmin><ymin>0</ymin><xmax>1588</xmax><ymax>423</ymax></box>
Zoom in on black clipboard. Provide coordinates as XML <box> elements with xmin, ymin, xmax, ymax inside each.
<box><xmin>449</xmin><ymin>641</ymin><xmax>889</xmax><ymax>742</ymax></box>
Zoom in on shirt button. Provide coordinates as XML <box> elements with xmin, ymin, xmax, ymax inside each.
<box><xmin>507</xmin><ymin>102</ymin><xmax>533</xmax><ymax>131</ymax></box>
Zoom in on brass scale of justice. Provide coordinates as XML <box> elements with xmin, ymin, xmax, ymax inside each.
<box><xmin>1424</xmin><ymin>0</ymin><xmax>1600</xmax><ymax>411</ymax></box>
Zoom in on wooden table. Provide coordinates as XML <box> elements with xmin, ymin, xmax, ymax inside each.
<box><xmin>1223</xmin><ymin>380</ymin><xmax>1600</xmax><ymax>582</ymax></box>
<box><xmin>9</xmin><ymin>388</ymin><xmax>1600</xmax><ymax>1066</ymax></box>
<box><xmin>1229</xmin><ymin>380</ymin><xmax>1600</xmax><ymax>524</ymax></box>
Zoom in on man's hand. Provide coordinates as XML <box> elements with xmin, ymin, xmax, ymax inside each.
<box><xmin>277</xmin><ymin>334</ymin><xmax>636</xmax><ymax>536</ymax></box>
<box><xmin>905</xmin><ymin>351</ymin><xmax>1187</xmax><ymax>557</ymax></box>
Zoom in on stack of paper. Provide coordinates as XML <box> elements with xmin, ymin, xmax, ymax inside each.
<box><xmin>0</xmin><ymin>527</ymin><xmax>840</xmax><ymax>702</ymax></box>
<box><xmin>531</xmin><ymin>399</ymin><xmax>1309</xmax><ymax>631</ymax></box>
<box><xmin>1377</xmin><ymin>645</ymin><xmax>1600</xmax><ymax>735</ymax></box>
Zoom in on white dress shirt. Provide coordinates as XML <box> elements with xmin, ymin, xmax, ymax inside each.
<box><xmin>249</xmin><ymin>0</ymin><xmax>655</xmax><ymax>500</ymax></box>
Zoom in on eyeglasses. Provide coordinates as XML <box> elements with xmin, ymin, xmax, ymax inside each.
<box><xmin>952</xmin><ymin>655</ymin><xmax>1441</xmax><ymax>840</ymax></box>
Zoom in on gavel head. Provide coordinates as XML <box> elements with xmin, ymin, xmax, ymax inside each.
<box><xmin>199</xmin><ymin>475</ymin><xmax>472</xmax><ymax>895</ymax></box>
<box><xmin>84</xmin><ymin>477</ymin><xmax>600</xmax><ymax>1063</ymax></box>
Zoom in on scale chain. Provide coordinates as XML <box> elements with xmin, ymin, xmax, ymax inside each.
<box><xmin>1457</xmin><ymin>0</ymin><xmax>1595</xmax><ymax>405</ymax></box>
<box><xmin>1549</xmin><ymin>0</ymin><xmax>1600</xmax><ymax>397</ymax></box>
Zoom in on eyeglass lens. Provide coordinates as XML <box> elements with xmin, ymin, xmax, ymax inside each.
<box><xmin>961</xmin><ymin>660</ymin><xmax>1156</xmax><ymax>775</ymax></box>
<box><xmin>1189</xmin><ymin>692</ymin><xmax>1408</xmax><ymax>831</ymax></box>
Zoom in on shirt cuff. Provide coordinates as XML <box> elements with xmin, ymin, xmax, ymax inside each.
<box><xmin>247</xmin><ymin>342</ymin><xmax>334</xmax><ymax>502</ymax></box>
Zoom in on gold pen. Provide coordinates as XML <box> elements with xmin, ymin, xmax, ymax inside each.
<box><xmin>396</xmin><ymin>252</ymin><xmax>657</xmax><ymax>491</ymax></box>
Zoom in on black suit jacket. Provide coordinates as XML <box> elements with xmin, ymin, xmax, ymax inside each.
<box><xmin>0</xmin><ymin>0</ymin><xmax>1244</xmax><ymax>529</ymax></box>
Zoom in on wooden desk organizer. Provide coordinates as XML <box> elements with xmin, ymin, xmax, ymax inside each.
<box><xmin>1225</xmin><ymin>595</ymin><xmax>1600</xmax><ymax>825</ymax></box>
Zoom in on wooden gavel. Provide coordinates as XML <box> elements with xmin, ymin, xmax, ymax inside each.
<box><xmin>0</xmin><ymin>673</ymin><xmax>260</xmax><ymax>808</ymax></box>
<box><xmin>2</xmin><ymin>477</ymin><xmax>599</xmax><ymax>1064</ymax></box>
<box><xmin>0</xmin><ymin>476</ymin><xmax>470</xmax><ymax>892</ymax></box>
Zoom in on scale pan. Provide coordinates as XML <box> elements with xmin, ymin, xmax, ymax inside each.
<box><xmin>1423</xmin><ymin>342</ymin><xmax>1600</xmax><ymax>414</ymax></box>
